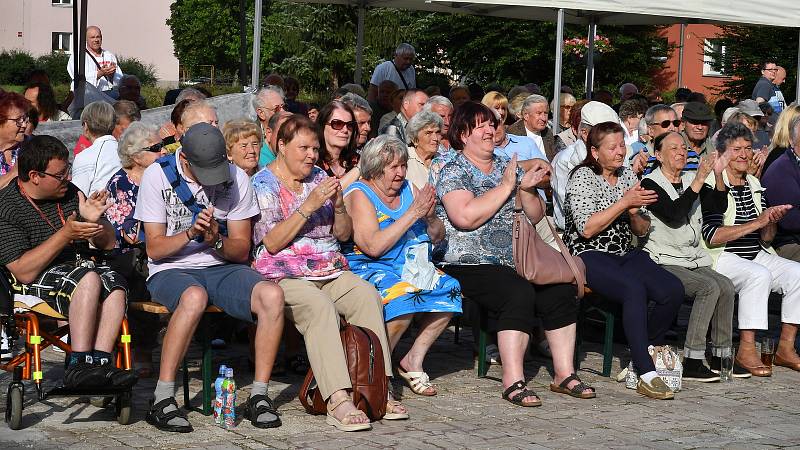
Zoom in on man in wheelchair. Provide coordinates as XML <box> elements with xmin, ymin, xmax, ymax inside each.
<box><xmin>0</xmin><ymin>135</ymin><xmax>136</xmax><ymax>390</ymax></box>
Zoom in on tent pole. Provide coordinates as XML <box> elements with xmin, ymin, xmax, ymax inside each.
<box><xmin>355</xmin><ymin>3</ymin><xmax>366</xmax><ymax>85</ymax></box>
<box><xmin>251</xmin><ymin>0</ymin><xmax>263</xmax><ymax>90</ymax></box>
<box><xmin>796</xmin><ymin>28</ymin><xmax>800</xmax><ymax>103</ymax></box>
<box><xmin>239</xmin><ymin>0</ymin><xmax>247</xmax><ymax>86</ymax></box>
<box><xmin>677</xmin><ymin>23</ymin><xmax>686</xmax><ymax>89</ymax></box>
<box><xmin>585</xmin><ymin>18</ymin><xmax>596</xmax><ymax>99</ymax></box>
<box><xmin>553</xmin><ymin>8</ymin><xmax>564</xmax><ymax>135</ymax></box>
<box><xmin>72</xmin><ymin>0</ymin><xmax>88</xmax><ymax>117</ymax></box>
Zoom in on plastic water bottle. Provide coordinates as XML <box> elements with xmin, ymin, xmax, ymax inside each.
<box><xmin>221</xmin><ymin>368</ymin><xmax>236</xmax><ymax>429</ymax></box>
<box><xmin>213</xmin><ymin>365</ymin><xmax>227</xmax><ymax>425</ymax></box>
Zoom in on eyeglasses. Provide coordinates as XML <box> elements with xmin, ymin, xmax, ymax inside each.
<box><xmin>651</xmin><ymin>119</ymin><xmax>682</xmax><ymax>128</ymax></box>
<box><xmin>264</xmin><ymin>104</ymin><xmax>285</xmax><ymax>114</ymax></box>
<box><xmin>3</xmin><ymin>116</ymin><xmax>30</xmax><ymax>127</ymax></box>
<box><xmin>39</xmin><ymin>163</ymin><xmax>72</xmax><ymax>183</ymax></box>
<box><xmin>763</xmin><ymin>68</ymin><xmax>779</xmax><ymax>72</ymax></box>
<box><xmin>327</xmin><ymin>119</ymin><xmax>357</xmax><ymax>131</ymax></box>
<box><xmin>142</xmin><ymin>142</ymin><xmax>165</xmax><ymax>153</ymax></box>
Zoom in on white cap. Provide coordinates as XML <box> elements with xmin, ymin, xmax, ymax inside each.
<box><xmin>580</xmin><ymin>101</ymin><xmax>619</xmax><ymax>126</ymax></box>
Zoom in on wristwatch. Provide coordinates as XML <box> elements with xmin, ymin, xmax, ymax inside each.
<box><xmin>213</xmin><ymin>236</ymin><xmax>224</xmax><ymax>252</ymax></box>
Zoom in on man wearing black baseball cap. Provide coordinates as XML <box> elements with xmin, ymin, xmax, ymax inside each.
<box><xmin>134</xmin><ymin>122</ymin><xmax>285</xmax><ymax>432</ymax></box>
<box><xmin>681</xmin><ymin>102</ymin><xmax>715</xmax><ymax>159</ymax></box>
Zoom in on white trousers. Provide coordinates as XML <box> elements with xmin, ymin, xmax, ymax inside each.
<box><xmin>716</xmin><ymin>250</ymin><xmax>800</xmax><ymax>329</ymax></box>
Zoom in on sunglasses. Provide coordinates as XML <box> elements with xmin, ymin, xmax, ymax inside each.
<box><xmin>652</xmin><ymin>119</ymin><xmax>682</xmax><ymax>128</ymax></box>
<box><xmin>142</xmin><ymin>142</ymin><xmax>165</xmax><ymax>153</ymax></box>
<box><xmin>327</xmin><ymin>119</ymin><xmax>357</xmax><ymax>131</ymax></box>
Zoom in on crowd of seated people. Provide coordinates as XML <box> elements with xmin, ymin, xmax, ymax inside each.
<box><xmin>3</xmin><ymin>57</ymin><xmax>800</xmax><ymax>436</ymax></box>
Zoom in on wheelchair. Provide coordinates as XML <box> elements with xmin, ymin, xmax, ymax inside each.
<box><xmin>1</xmin><ymin>266</ymin><xmax>134</xmax><ymax>430</ymax></box>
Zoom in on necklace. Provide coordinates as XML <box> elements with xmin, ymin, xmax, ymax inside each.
<box><xmin>18</xmin><ymin>180</ymin><xmax>65</xmax><ymax>232</ymax></box>
<box><xmin>272</xmin><ymin>164</ymin><xmax>303</xmax><ymax>194</ymax></box>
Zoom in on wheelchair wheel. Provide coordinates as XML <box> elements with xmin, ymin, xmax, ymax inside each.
<box><xmin>115</xmin><ymin>391</ymin><xmax>132</xmax><ymax>425</ymax></box>
<box><xmin>6</xmin><ymin>383</ymin><xmax>23</xmax><ymax>430</ymax></box>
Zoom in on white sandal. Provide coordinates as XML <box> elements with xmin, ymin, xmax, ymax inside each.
<box><xmin>397</xmin><ymin>367</ymin><xmax>437</xmax><ymax>396</ymax></box>
<box><xmin>326</xmin><ymin>398</ymin><xmax>371</xmax><ymax>432</ymax></box>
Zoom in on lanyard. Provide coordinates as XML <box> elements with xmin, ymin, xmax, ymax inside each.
<box><xmin>18</xmin><ymin>180</ymin><xmax>66</xmax><ymax>232</ymax></box>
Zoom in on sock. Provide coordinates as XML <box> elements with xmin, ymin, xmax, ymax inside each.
<box><xmin>640</xmin><ymin>371</ymin><xmax>658</xmax><ymax>384</ymax></box>
<box><xmin>93</xmin><ymin>350</ymin><xmax>113</xmax><ymax>366</ymax></box>
<box><xmin>69</xmin><ymin>351</ymin><xmax>93</xmax><ymax>367</ymax></box>
<box><xmin>250</xmin><ymin>381</ymin><xmax>278</xmax><ymax>423</ymax></box>
<box><xmin>154</xmin><ymin>380</ymin><xmax>189</xmax><ymax>427</ymax></box>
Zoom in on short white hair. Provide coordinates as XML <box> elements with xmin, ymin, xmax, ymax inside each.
<box><xmin>252</xmin><ymin>85</ymin><xmax>285</xmax><ymax>111</ymax></box>
<box><xmin>423</xmin><ymin>95</ymin><xmax>453</xmax><ymax>112</ymax></box>
<box><xmin>359</xmin><ymin>135</ymin><xmax>409</xmax><ymax>180</ymax></box>
<box><xmin>340</xmin><ymin>93</ymin><xmax>372</xmax><ymax>115</ymax></box>
<box><xmin>176</xmin><ymin>87</ymin><xmax>206</xmax><ymax>104</ymax></box>
<box><xmin>395</xmin><ymin>43</ymin><xmax>415</xmax><ymax>57</ymax></box>
<box><xmin>550</xmin><ymin>93</ymin><xmax>576</xmax><ymax>113</ymax></box>
<box><xmin>522</xmin><ymin>94</ymin><xmax>548</xmax><ymax>114</ymax></box>
<box><xmin>406</xmin><ymin>110</ymin><xmax>443</xmax><ymax>144</ymax></box>
<box><xmin>181</xmin><ymin>100</ymin><xmax>216</xmax><ymax>127</ymax></box>
<box><xmin>118</xmin><ymin>122</ymin><xmax>159</xmax><ymax>169</ymax></box>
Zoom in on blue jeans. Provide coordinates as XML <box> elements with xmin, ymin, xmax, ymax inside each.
<box><xmin>580</xmin><ymin>249</ymin><xmax>684</xmax><ymax>374</ymax></box>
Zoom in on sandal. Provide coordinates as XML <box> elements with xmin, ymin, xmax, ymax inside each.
<box><xmin>326</xmin><ymin>397</ymin><xmax>372</xmax><ymax>432</ymax></box>
<box><xmin>549</xmin><ymin>373</ymin><xmax>596</xmax><ymax>399</ymax></box>
<box><xmin>502</xmin><ymin>380</ymin><xmax>542</xmax><ymax>407</ymax></box>
<box><xmin>384</xmin><ymin>399</ymin><xmax>409</xmax><ymax>420</ymax></box>
<box><xmin>286</xmin><ymin>354</ymin><xmax>310</xmax><ymax>375</ymax></box>
<box><xmin>145</xmin><ymin>397</ymin><xmax>193</xmax><ymax>433</ymax></box>
<box><xmin>245</xmin><ymin>394</ymin><xmax>282</xmax><ymax>429</ymax></box>
<box><xmin>396</xmin><ymin>367</ymin><xmax>436</xmax><ymax>396</ymax></box>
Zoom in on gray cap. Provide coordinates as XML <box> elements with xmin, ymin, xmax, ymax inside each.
<box><xmin>737</xmin><ymin>99</ymin><xmax>764</xmax><ymax>117</ymax></box>
<box><xmin>181</xmin><ymin>123</ymin><xmax>231</xmax><ymax>186</ymax></box>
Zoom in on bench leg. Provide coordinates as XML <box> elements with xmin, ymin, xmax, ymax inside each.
<box><xmin>453</xmin><ymin>317</ymin><xmax>461</xmax><ymax>345</ymax></box>
<box><xmin>182</xmin><ymin>358</ymin><xmax>191</xmax><ymax>409</ymax></box>
<box><xmin>602</xmin><ymin>311</ymin><xmax>614</xmax><ymax>377</ymax></box>
<box><xmin>476</xmin><ymin>309</ymin><xmax>489</xmax><ymax>378</ymax></box>
<box><xmin>201</xmin><ymin>331</ymin><xmax>213</xmax><ymax>416</ymax></box>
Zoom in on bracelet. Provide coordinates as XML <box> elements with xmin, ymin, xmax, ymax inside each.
<box><xmin>295</xmin><ymin>208</ymin><xmax>311</xmax><ymax>220</ymax></box>
<box><xmin>185</xmin><ymin>230</ymin><xmax>192</xmax><ymax>241</ymax></box>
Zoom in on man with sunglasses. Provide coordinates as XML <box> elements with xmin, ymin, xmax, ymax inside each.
<box><xmin>0</xmin><ymin>135</ymin><xmax>136</xmax><ymax>391</ymax></box>
<box><xmin>752</xmin><ymin>59</ymin><xmax>779</xmax><ymax>104</ymax></box>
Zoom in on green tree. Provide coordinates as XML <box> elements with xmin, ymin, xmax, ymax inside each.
<box><xmin>715</xmin><ymin>25</ymin><xmax>797</xmax><ymax>102</ymax></box>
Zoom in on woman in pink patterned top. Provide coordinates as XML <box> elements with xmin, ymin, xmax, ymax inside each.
<box><xmin>250</xmin><ymin>114</ymin><xmax>408</xmax><ymax>432</ymax></box>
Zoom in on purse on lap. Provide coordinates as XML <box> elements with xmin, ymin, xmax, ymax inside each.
<box><xmin>511</xmin><ymin>192</ymin><xmax>587</xmax><ymax>298</ymax></box>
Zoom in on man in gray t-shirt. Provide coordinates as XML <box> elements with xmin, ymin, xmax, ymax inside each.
<box><xmin>752</xmin><ymin>60</ymin><xmax>779</xmax><ymax>104</ymax></box>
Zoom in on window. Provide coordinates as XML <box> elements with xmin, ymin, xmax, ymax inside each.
<box><xmin>52</xmin><ymin>0</ymin><xmax>72</xmax><ymax>6</ymax></box>
<box><xmin>52</xmin><ymin>32</ymin><xmax>72</xmax><ymax>54</ymax></box>
<box><xmin>703</xmin><ymin>39</ymin><xmax>728</xmax><ymax>77</ymax></box>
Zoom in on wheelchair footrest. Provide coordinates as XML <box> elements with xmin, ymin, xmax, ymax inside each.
<box><xmin>44</xmin><ymin>385</ymin><xmax>132</xmax><ymax>399</ymax></box>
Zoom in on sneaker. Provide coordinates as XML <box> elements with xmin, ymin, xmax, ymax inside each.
<box><xmin>1</xmin><ymin>328</ymin><xmax>11</xmax><ymax>360</ymax></box>
<box><xmin>708</xmin><ymin>356</ymin><xmax>753</xmax><ymax>379</ymax></box>
<box><xmin>485</xmin><ymin>344</ymin><xmax>501</xmax><ymax>365</ymax></box>
<box><xmin>682</xmin><ymin>358</ymin><xmax>720</xmax><ymax>382</ymax></box>
<box><xmin>636</xmin><ymin>377</ymin><xmax>675</xmax><ymax>400</ymax></box>
<box><xmin>101</xmin><ymin>363</ymin><xmax>139</xmax><ymax>388</ymax></box>
<box><xmin>53</xmin><ymin>334</ymin><xmax>68</xmax><ymax>353</ymax></box>
<box><xmin>64</xmin><ymin>362</ymin><xmax>139</xmax><ymax>389</ymax></box>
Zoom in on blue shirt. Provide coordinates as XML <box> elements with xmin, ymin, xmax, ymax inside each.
<box><xmin>258</xmin><ymin>141</ymin><xmax>276</xmax><ymax>169</ymax></box>
<box><xmin>494</xmin><ymin>134</ymin><xmax>546</xmax><ymax>161</ymax></box>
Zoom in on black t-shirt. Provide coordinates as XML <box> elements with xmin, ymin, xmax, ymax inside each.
<box><xmin>752</xmin><ymin>76</ymin><xmax>776</xmax><ymax>101</ymax></box>
<box><xmin>0</xmin><ymin>179</ymin><xmax>80</xmax><ymax>267</ymax></box>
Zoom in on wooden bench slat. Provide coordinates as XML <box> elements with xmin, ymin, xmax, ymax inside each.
<box><xmin>129</xmin><ymin>301</ymin><xmax>223</xmax><ymax>314</ymax></box>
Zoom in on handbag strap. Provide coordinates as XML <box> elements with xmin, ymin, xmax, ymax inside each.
<box><xmin>516</xmin><ymin>191</ymin><xmax>586</xmax><ymax>298</ymax></box>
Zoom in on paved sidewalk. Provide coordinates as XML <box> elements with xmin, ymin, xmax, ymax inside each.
<box><xmin>2</xmin><ymin>325</ymin><xmax>800</xmax><ymax>450</ymax></box>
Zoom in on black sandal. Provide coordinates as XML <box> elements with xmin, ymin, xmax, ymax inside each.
<box><xmin>502</xmin><ymin>380</ymin><xmax>542</xmax><ymax>407</ymax></box>
<box><xmin>286</xmin><ymin>354</ymin><xmax>310</xmax><ymax>375</ymax></box>
<box><xmin>145</xmin><ymin>397</ymin><xmax>193</xmax><ymax>433</ymax></box>
<box><xmin>245</xmin><ymin>394</ymin><xmax>282</xmax><ymax>429</ymax></box>
<box><xmin>549</xmin><ymin>373</ymin><xmax>596</xmax><ymax>399</ymax></box>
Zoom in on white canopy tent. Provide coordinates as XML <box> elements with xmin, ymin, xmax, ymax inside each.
<box><xmin>252</xmin><ymin>0</ymin><xmax>800</xmax><ymax>133</ymax></box>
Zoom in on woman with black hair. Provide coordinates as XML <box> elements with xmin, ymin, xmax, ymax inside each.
<box><xmin>315</xmin><ymin>100</ymin><xmax>360</xmax><ymax>189</ymax></box>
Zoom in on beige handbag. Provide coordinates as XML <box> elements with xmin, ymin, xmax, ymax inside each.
<box><xmin>511</xmin><ymin>193</ymin><xmax>586</xmax><ymax>298</ymax></box>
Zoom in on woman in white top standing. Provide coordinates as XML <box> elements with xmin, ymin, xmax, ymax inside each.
<box><xmin>71</xmin><ymin>101</ymin><xmax>121</xmax><ymax>195</ymax></box>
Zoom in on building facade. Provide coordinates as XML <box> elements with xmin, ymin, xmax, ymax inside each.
<box><xmin>0</xmin><ymin>0</ymin><xmax>179</xmax><ymax>86</ymax></box>
<box><xmin>655</xmin><ymin>24</ymin><xmax>733</xmax><ymax>99</ymax></box>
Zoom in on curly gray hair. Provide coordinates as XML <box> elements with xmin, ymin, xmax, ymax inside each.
<box><xmin>117</xmin><ymin>122</ymin><xmax>160</xmax><ymax>169</ymax></box>
<box><xmin>406</xmin><ymin>110</ymin><xmax>443</xmax><ymax>144</ymax></box>
<box><xmin>715</xmin><ymin>122</ymin><xmax>754</xmax><ymax>153</ymax></box>
<box><xmin>359</xmin><ymin>135</ymin><xmax>409</xmax><ymax>180</ymax></box>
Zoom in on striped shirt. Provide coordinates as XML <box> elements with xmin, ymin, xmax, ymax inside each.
<box><xmin>701</xmin><ymin>183</ymin><xmax>766</xmax><ymax>260</ymax></box>
<box><xmin>629</xmin><ymin>148</ymin><xmax>700</xmax><ymax>175</ymax></box>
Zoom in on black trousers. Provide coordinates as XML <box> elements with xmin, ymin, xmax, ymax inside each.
<box><xmin>441</xmin><ymin>264</ymin><xmax>578</xmax><ymax>333</ymax></box>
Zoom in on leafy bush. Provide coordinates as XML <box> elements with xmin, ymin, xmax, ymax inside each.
<box><xmin>37</xmin><ymin>52</ymin><xmax>71</xmax><ymax>85</ymax></box>
<box><xmin>0</xmin><ymin>50</ymin><xmax>37</xmax><ymax>85</ymax></box>
<box><xmin>118</xmin><ymin>57</ymin><xmax>158</xmax><ymax>85</ymax></box>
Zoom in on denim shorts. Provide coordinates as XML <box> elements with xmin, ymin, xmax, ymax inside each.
<box><xmin>146</xmin><ymin>264</ymin><xmax>267</xmax><ymax>322</ymax></box>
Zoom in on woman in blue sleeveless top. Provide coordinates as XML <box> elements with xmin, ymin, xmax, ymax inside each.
<box><xmin>344</xmin><ymin>135</ymin><xmax>462</xmax><ymax>397</ymax></box>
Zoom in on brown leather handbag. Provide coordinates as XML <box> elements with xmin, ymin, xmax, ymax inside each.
<box><xmin>298</xmin><ymin>320</ymin><xmax>388</xmax><ymax>421</ymax></box>
<box><xmin>512</xmin><ymin>193</ymin><xmax>587</xmax><ymax>298</ymax></box>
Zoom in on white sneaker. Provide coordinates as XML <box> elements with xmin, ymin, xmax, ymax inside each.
<box><xmin>485</xmin><ymin>344</ymin><xmax>501</xmax><ymax>365</ymax></box>
<box><xmin>1</xmin><ymin>327</ymin><xmax>11</xmax><ymax>360</ymax></box>
<box><xmin>53</xmin><ymin>334</ymin><xmax>68</xmax><ymax>353</ymax></box>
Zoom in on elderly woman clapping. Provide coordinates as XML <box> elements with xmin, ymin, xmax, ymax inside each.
<box><xmin>435</xmin><ymin>102</ymin><xmax>593</xmax><ymax>406</ymax></box>
<box><xmin>251</xmin><ymin>115</ymin><xmax>408</xmax><ymax>431</ymax></box>
<box><xmin>344</xmin><ymin>135</ymin><xmax>462</xmax><ymax>397</ymax></box>
<box><xmin>105</xmin><ymin>121</ymin><xmax>165</xmax><ymax>250</ymax></box>
<box><xmin>702</xmin><ymin>122</ymin><xmax>800</xmax><ymax>375</ymax></box>
<box><xmin>405</xmin><ymin>111</ymin><xmax>444</xmax><ymax>189</ymax></box>
<box><xmin>639</xmin><ymin>131</ymin><xmax>738</xmax><ymax>381</ymax></box>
